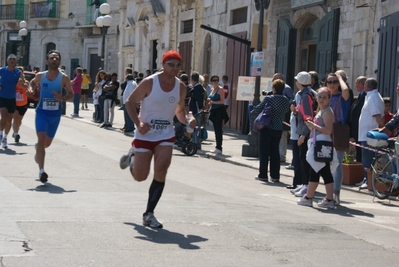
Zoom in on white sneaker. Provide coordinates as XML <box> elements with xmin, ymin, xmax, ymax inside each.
<box><xmin>290</xmin><ymin>184</ymin><xmax>303</xmax><ymax>194</ymax></box>
<box><xmin>333</xmin><ymin>193</ymin><xmax>340</xmax><ymax>206</ymax></box>
<box><xmin>1</xmin><ymin>138</ymin><xmax>7</xmax><ymax>149</ymax></box>
<box><xmin>297</xmin><ymin>196</ymin><xmax>313</xmax><ymax>207</ymax></box>
<box><xmin>359</xmin><ymin>182</ymin><xmax>368</xmax><ymax>189</ymax></box>
<box><xmin>355</xmin><ymin>177</ymin><xmax>367</xmax><ymax>187</ymax></box>
<box><xmin>317</xmin><ymin>198</ymin><xmax>335</xmax><ymax>209</ymax></box>
<box><xmin>210</xmin><ymin>148</ymin><xmax>222</xmax><ymax>154</ymax></box>
<box><xmin>119</xmin><ymin>147</ymin><xmax>135</xmax><ymax>169</ymax></box>
<box><xmin>294</xmin><ymin>185</ymin><xmax>308</xmax><ymax>197</ymax></box>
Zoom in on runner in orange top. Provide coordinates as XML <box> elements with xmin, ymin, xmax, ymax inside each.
<box><xmin>12</xmin><ymin>66</ymin><xmax>30</xmax><ymax>143</ymax></box>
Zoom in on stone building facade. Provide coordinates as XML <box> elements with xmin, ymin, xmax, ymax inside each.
<box><xmin>1</xmin><ymin>0</ymin><xmax>398</xmax><ymax>130</ymax></box>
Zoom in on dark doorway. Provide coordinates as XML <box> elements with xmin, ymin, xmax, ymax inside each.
<box><xmin>179</xmin><ymin>41</ymin><xmax>192</xmax><ymax>75</ymax></box>
<box><xmin>151</xmin><ymin>40</ymin><xmax>158</xmax><ymax>73</ymax></box>
<box><xmin>89</xmin><ymin>53</ymin><xmax>102</xmax><ymax>96</ymax></box>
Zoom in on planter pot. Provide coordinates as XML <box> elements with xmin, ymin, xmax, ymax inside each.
<box><xmin>342</xmin><ymin>163</ymin><xmax>364</xmax><ymax>185</ymax></box>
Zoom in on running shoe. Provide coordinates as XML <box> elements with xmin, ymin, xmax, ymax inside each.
<box><xmin>39</xmin><ymin>171</ymin><xmax>48</xmax><ymax>183</ymax></box>
<box><xmin>285</xmin><ymin>164</ymin><xmax>294</xmax><ymax>170</ymax></box>
<box><xmin>255</xmin><ymin>176</ymin><xmax>268</xmax><ymax>182</ymax></box>
<box><xmin>297</xmin><ymin>196</ymin><xmax>313</xmax><ymax>207</ymax></box>
<box><xmin>119</xmin><ymin>147</ymin><xmax>135</xmax><ymax>169</ymax></box>
<box><xmin>13</xmin><ymin>133</ymin><xmax>20</xmax><ymax>143</ymax></box>
<box><xmin>317</xmin><ymin>198</ymin><xmax>335</xmax><ymax>209</ymax></box>
<box><xmin>294</xmin><ymin>185</ymin><xmax>308</xmax><ymax>197</ymax></box>
<box><xmin>1</xmin><ymin>138</ymin><xmax>7</xmax><ymax>149</ymax></box>
<box><xmin>143</xmin><ymin>212</ymin><xmax>163</xmax><ymax>228</ymax></box>
<box><xmin>355</xmin><ymin>177</ymin><xmax>367</xmax><ymax>186</ymax></box>
<box><xmin>210</xmin><ymin>148</ymin><xmax>222</xmax><ymax>154</ymax></box>
<box><xmin>291</xmin><ymin>184</ymin><xmax>303</xmax><ymax>194</ymax></box>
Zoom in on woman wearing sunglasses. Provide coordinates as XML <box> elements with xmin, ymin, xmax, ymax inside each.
<box><xmin>324</xmin><ymin>72</ymin><xmax>351</xmax><ymax>205</ymax></box>
<box><xmin>207</xmin><ymin>75</ymin><xmax>226</xmax><ymax>154</ymax></box>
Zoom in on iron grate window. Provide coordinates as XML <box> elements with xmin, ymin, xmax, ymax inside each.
<box><xmin>231</xmin><ymin>7</ymin><xmax>247</xmax><ymax>25</ymax></box>
<box><xmin>182</xmin><ymin>19</ymin><xmax>193</xmax><ymax>34</ymax></box>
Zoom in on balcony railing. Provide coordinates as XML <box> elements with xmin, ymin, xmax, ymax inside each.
<box><xmin>29</xmin><ymin>1</ymin><xmax>60</xmax><ymax>19</ymax></box>
<box><xmin>0</xmin><ymin>4</ymin><xmax>28</xmax><ymax>21</ymax></box>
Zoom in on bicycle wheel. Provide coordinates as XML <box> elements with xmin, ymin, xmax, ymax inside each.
<box><xmin>371</xmin><ymin>154</ymin><xmax>394</xmax><ymax>199</ymax></box>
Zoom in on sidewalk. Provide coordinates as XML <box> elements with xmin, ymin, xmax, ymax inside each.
<box><xmin>62</xmin><ymin>100</ymin><xmax>380</xmax><ymax>198</ymax></box>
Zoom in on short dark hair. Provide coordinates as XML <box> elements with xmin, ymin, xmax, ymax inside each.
<box><xmin>365</xmin><ymin>78</ymin><xmax>378</xmax><ymax>90</ymax></box>
<box><xmin>191</xmin><ymin>71</ymin><xmax>199</xmax><ymax>82</ymax></box>
<box><xmin>111</xmin><ymin>72</ymin><xmax>118</xmax><ymax>77</ymax></box>
<box><xmin>47</xmin><ymin>50</ymin><xmax>61</xmax><ymax>60</ymax></box>
<box><xmin>272</xmin><ymin>79</ymin><xmax>285</xmax><ymax>95</ymax></box>
<box><xmin>309</xmin><ymin>71</ymin><xmax>319</xmax><ymax>84</ymax></box>
<box><xmin>138</xmin><ymin>72</ymin><xmax>144</xmax><ymax>78</ymax></box>
<box><xmin>126</xmin><ymin>74</ymin><xmax>134</xmax><ymax>81</ymax></box>
<box><xmin>125</xmin><ymin>67</ymin><xmax>133</xmax><ymax>74</ymax></box>
<box><xmin>180</xmin><ymin>74</ymin><xmax>189</xmax><ymax>82</ymax></box>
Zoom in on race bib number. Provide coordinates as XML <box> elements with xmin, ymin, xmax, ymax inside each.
<box><xmin>43</xmin><ymin>98</ymin><xmax>59</xmax><ymax>110</ymax></box>
<box><xmin>16</xmin><ymin>92</ymin><xmax>24</xmax><ymax>101</ymax></box>
<box><xmin>150</xmin><ymin>119</ymin><xmax>171</xmax><ymax>135</ymax></box>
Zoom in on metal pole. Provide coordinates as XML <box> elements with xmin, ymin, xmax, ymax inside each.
<box><xmin>253</xmin><ymin>0</ymin><xmax>265</xmax><ymax>107</ymax></box>
<box><xmin>101</xmin><ymin>26</ymin><xmax>108</xmax><ymax>70</ymax></box>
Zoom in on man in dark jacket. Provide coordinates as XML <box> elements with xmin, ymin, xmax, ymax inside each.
<box><xmin>347</xmin><ymin>76</ymin><xmax>366</xmax><ymax>163</ymax></box>
<box><xmin>189</xmin><ymin>71</ymin><xmax>204</xmax><ymax>149</ymax></box>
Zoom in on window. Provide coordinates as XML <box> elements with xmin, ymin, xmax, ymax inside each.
<box><xmin>182</xmin><ymin>19</ymin><xmax>193</xmax><ymax>34</ymax></box>
<box><xmin>231</xmin><ymin>7</ymin><xmax>247</xmax><ymax>25</ymax></box>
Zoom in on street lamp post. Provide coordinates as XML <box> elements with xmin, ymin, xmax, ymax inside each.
<box><xmin>18</xmin><ymin>20</ymin><xmax>28</xmax><ymax>67</ymax></box>
<box><xmin>241</xmin><ymin>0</ymin><xmax>270</xmax><ymax>157</ymax></box>
<box><xmin>95</xmin><ymin>3</ymin><xmax>113</xmax><ymax>70</ymax></box>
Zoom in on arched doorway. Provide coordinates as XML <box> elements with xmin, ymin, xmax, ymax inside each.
<box><xmin>299</xmin><ymin>18</ymin><xmax>318</xmax><ymax>72</ymax></box>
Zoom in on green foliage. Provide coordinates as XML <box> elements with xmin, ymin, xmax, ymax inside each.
<box><xmin>342</xmin><ymin>145</ymin><xmax>357</xmax><ymax>164</ymax></box>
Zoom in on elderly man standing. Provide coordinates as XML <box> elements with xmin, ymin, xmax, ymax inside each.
<box><xmin>358</xmin><ymin>78</ymin><xmax>384</xmax><ymax>189</ymax></box>
<box><xmin>272</xmin><ymin>73</ymin><xmax>294</xmax><ymax>163</ymax></box>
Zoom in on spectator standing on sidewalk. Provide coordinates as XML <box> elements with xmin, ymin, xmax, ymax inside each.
<box><xmin>290</xmin><ymin>72</ymin><xmax>316</xmax><ymax>197</ymax></box>
<box><xmin>272</xmin><ymin>73</ymin><xmax>294</xmax><ymax>163</ymax></box>
<box><xmin>297</xmin><ymin>87</ymin><xmax>337</xmax><ymax>208</ymax></box>
<box><xmin>92</xmin><ymin>70</ymin><xmax>106</xmax><ymax>123</ymax></box>
<box><xmin>70</xmin><ymin>67</ymin><xmax>83</xmax><ymax>117</ymax></box>
<box><xmin>357</xmin><ymin>78</ymin><xmax>384</xmax><ymax>190</ymax></box>
<box><xmin>253</xmin><ymin>79</ymin><xmax>290</xmax><ymax>183</ymax></box>
<box><xmin>101</xmin><ymin>72</ymin><xmax>119</xmax><ymax>128</ymax></box>
<box><xmin>119</xmin><ymin>50</ymin><xmax>195</xmax><ymax>229</ymax></box>
<box><xmin>189</xmin><ymin>71</ymin><xmax>204</xmax><ymax>150</ymax></box>
<box><xmin>325</xmin><ymin>72</ymin><xmax>351</xmax><ymax>204</ymax></box>
<box><xmin>122</xmin><ymin>74</ymin><xmax>137</xmax><ymax>135</ymax></box>
<box><xmin>208</xmin><ymin>75</ymin><xmax>226</xmax><ymax>154</ymax></box>
<box><xmin>80</xmin><ymin>69</ymin><xmax>91</xmax><ymax>110</ymax></box>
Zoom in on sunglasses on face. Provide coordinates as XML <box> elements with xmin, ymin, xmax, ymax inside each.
<box><xmin>166</xmin><ymin>61</ymin><xmax>182</xmax><ymax>68</ymax></box>
<box><xmin>326</xmin><ymin>80</ymin><xmax>339</xmax><ymax>84</ymax></box>
<box><xmin>211</xmin><ymin>79</ymin><xmax>219</xmax><ymax>82</ymax></box>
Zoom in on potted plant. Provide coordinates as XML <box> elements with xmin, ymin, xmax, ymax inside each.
<box><xmin>342</xmin><ymin>144</ymin><xmax>364</xmax><ymax>185</ymax></box>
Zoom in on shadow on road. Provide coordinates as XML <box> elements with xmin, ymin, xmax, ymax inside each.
<box><xmin>28</xmin><ymin>183</ymin><xmax>77</xmax><ymax>194</ymax></box>
<box><xmin>124</xmin><ymin>222</ymin><xmax>208</xmax><ymax>250</ymax></box>
<box><xmin>317</xmin><ymin>205</ymin><xmax>375</xmax><ymax>218</ymax></box>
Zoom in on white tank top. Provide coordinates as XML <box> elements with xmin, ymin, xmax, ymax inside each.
<box><xmin>135</xmin><ymin>74</ymin><xmax>180</xmax><ymax>141</ymax></box>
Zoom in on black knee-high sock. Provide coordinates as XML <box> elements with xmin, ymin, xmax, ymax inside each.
<box><xmin>145</xmin><ymin>179</ymin><xmax>165</xmax><ymax>214</ymax></box>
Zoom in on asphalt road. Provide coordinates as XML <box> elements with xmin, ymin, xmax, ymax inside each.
<box><xmin>1</xmin><ymin>108</ymin><xmax>399</xmax><ymax>267</ymax></box>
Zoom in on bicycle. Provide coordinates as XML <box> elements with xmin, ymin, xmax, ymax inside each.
<box><xmin>367</xmin><ymin>131</ymin><xmax>399</xmax><ymax>200</ymax></box>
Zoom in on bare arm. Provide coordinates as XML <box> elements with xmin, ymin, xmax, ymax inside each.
<box><xmin>337</xmin><ymin>74</ymin><xmax>349</xmax><ymax>101</ymax></box>
<box><xmin>374</xmin><ymin>114</ymin><xmax>384</xmax><ymax>128</ymax></box>
<box><xmin>52</xmin><ymin>74</ymin><xmax>73</xmax><ymax>102</ymax></box>
<box><xmin>26</xmin><ymin>73</ymin><xmax>42</xmax><ymax>97</ymax></box>
<box><xmin>306</xmin><ymin>109</ymin><xmax>334</xmax><ymax>135</ymax></box>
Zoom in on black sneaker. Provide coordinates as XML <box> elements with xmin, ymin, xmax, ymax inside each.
<box><xmin>14</xmin><ymin>133</ymin><xmax>20</xmax><ymax>143</ymax></box>
<box><xmin>100</xmin><ymin>123</ymin><xmax>106</xmax><ymax>128</ymax></box>
<box><xmin>39</xmin><ymin>171</ymin><xmax>48</xmax><ymax>183</ymax></box>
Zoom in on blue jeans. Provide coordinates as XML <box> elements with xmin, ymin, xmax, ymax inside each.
<box><xmin>361</xmin><ymin>140</ymin><xmax>374</xmax><ymax>178</ymax></box>
<box><xmin>123</xmin><ymin>104</ymin><xmax>135</xmax><ymax>132</ymax></box>
<box><xmin>73</xmin><ymin>93</ymin><xmax>81</xmax><ymax>115</ymax></box>
<box><xmin>333</xmin><ymin>150</ymin><xmax>345</xmax><ymax>195</ymax></box>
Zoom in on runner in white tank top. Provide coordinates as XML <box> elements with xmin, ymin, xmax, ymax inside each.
<box><xmin>119</xmin><ymin>50</ymin><xmax>196</xmax><ymax>229</ymax></box>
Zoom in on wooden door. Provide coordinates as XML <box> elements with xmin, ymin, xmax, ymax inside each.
<box><xmin>315</xmin><ymin>8</ymin><xmax>340</xmax><ymax>82</ymax></box>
